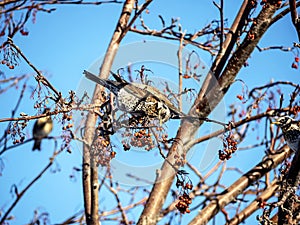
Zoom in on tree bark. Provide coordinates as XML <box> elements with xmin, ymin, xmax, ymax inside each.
<box><xmin>137</xmin><ymin>2</ymin><xmax>279</xmax><ymax>224</ymax></box>
<box><xmin>82</xmin><ymin>1</ymin><xmax>135</xmax><ymax>224</ymax></box>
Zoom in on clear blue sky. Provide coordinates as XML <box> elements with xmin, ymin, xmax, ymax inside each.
<box><xmin>0</xmin><ymin>1</ymin><xmax>299</xmax><ymax>224</ymax></box>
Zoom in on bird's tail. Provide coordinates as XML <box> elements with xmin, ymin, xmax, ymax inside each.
<box><xmin>84</xmin><ymin>70</ymin><xmax>107</xmax><ymax>86</ymax></box>
<box><xmin>83</xmin><ymin>70</ymin><xmax>121</xmax><ymax>95</ymax></box>
<box><xmin>32</xmin><ymin>139</ymin><xmax>41</xmax><ymax>151</ymax></box>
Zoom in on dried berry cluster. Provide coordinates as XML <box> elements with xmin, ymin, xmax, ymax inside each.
<box><xmin>176</xmin><ymin>193</ymin><xmax>192</xmax><ymax>214</ymax></box>
<box><xmin>1</xmin><ymin>44</ymin><xmax>19</xmax><ymax>70</ymax></box>
<box><xmin>1</xmin><ymin>59</ymin><xmax>15</xmax><ymax>69</ymax></box>
<box><xmin>92</xmin><ymin>136</ymin><xmax>116</xmax><ymax>167</ymax></box>
<box><xmin>236</xmin><ymin>94</ymin><xmax>244</xmax><ymax>101</ymax></box>
<box><xmin>260</xmin><ymin>0</ymin><xmax>282</xmax><ymax>8</ymax></box>
<box><xmin>87</xmin><ymin>104</ymin><xmax>116</xmax><ymax>166</ymax></box>
<box><xmin>60</xmin><ymin>130</ymin><xmax>73</xmax><ymax>153</ymax></box>
<box><xmin>123</xmin><ymin>129</ymin><xmax>154</xmax><ymax>151</ymax></box>
<box><xmin>290</xmin><ymin>106</ymin><xmax>300</xmax><ymax>115</ymax></box>
<box><xmin>121</xmin><ymin>124</ymin><xmax>165</xmax><ymax>151</ymax></box>
<box><xmin>291</xmin><ymin>56</ymin><xmax>299</xmax><ymax>70</ymax></box>
<box><xmin>10</xmin><ymin>121</ymin><xmax>27</xmax><ymax>145</ymax></box>
<box><xmin>61</xmin><ymin>113</ymin><xmax>74</xmax><ymax>153</ymax></box>
<box><xmin>62</xmin><ymin>113</ymin><xmax>73</xmax><ymax>130</ymax></box>
<box><xmin>219</xmin><ymin>133</ymin><xmax>238</xmax><ymax>160</ymax></box>
<box><xmin>175</xmin><ymin>170</ymin><xmax>193</xmax><ymax>214</ymax></box>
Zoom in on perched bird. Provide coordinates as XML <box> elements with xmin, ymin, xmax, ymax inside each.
<box><xmin>84</xmin><ymin>70</ymin><xmax>184</xmax><ymax>124</ymax></box>
<box><xmin>272</xmin><ymin>116</ymin><xmax>300</xmax><ymax>152</ymax></box>
<box><xmin>32</xmin><ymin>108</ymin><xmax>53</xmax><ymax>151</ymax></box>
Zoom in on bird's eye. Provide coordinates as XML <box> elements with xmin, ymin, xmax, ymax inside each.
<box><xmin>279</xmin><ymin>117</ymin><xmax>285</xmax><ymax>123</ymax></box>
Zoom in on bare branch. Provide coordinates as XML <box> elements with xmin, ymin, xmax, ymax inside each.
<box><xmin>82</xmin><ymin>1</ymin><xmax>153</xmax><ymax>224</ymax></box>
<box><xmin>189</xmin><ymin>146</ymin><xmax>291</xmax><ymax>225</ymax></box>
<box><xmin>289</xmin><ymin>0</ymin><xmax>300</xmax><ymax>41</ymax></box>
<box><xmin>138</xmin><ymin>3</ymin><xmax>280</xmax><ymax>225</ymax></box>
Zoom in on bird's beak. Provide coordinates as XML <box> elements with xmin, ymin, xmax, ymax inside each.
<box><xmin>160</xmin><ymin>118</ymin><xmax>165</xmax><ymax>126</ymax></box>
<box><xmin>158</xmin><ymin>114</ymin><xmax>163</xmax><ymax>126</ymax></box>
<box><xmin>271</xmin><ymin>121</ymin><xmax>280</xmax><ymax>125</ymax></box>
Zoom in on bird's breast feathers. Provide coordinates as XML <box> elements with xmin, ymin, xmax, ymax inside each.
<box><xmin>33</xmin><ymin>118</ymin><xmax>53</xmax><ymax>139</ymax></box>
<box><xmin>117</xmin><ymin>87</ymin><xmax>142</xmax><ymax>112</ymax></box>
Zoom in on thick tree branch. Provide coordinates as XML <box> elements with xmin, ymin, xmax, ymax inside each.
<box><xmin>137</xmin><ymin>2</ymin><xmax>279</xmax><ymax>225</ymax></box>
<box><xmin>289</xmin><ymin>0</ymin><xmax>300</xmax><ymax>41</ymax></box>
<box><xmin>188</xmin><ymin>146</ymin><xmax>291</xmax><ymax>225</ymax></box>
<box><xmin>271</xmin><ymin>1</ymin><xmax>300</xmax><ymax>26</ymax></box>
<box><xmin>210</xmin><ymin>0</ymin><xmax>253</xmax><ymax>78</ymax></box>
<box><xmin>278</xmin><ymin>144</ymin><xmax>300</xmax><ymax>225</ymax></box>
<box><xmin>228</xmin><ymin>179</ymin><xmax>280</xmax><ymax>225</ymax></box>
<box><xmin>82</xmin><ymin>1</ymin><xmax>152</xmax><ymax>224</ymax></box>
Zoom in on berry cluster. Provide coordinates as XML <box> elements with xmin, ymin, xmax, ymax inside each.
<box><xmin>1</xmin><ymin>44</ymin><xmax>19</xmax><ymax>70</ymax></box>
<box><xmin>292</xmin><ymin>57</ymin><xmax>299</xmax><ymax>70</ymax></box>
<box><xmin>10</xmin><ymin>121</ymin><xmax>27</xmax><ymax>145</ymax></box>
<box><xmin>236</xmin><ymin>95</ymin><xmax>244</xmax><ymax>101</ymax></box>
<box><xmin>121</xmin><ymin>128</ymin><xmax>155</xmax><ymax>151</ymax></box>
<box><xmin>258</xmin><ymin>198</ymin><xmax>267</xmax><ymax>209</ymax></box>
<box><xmin>120</xmin><ymin>122</ymin><xmax>166</xmax><ymax>151</ymax></box>
<box><xmin>61</xmin><ymin>130</ymin><xmax>73</xmax><ymax>153</ymax></box>
<box><xmin>92</xmin><ymin>136</ymin><xmax>116</xmax><ymax>167</ymax></box>
<box><xmin>1</xmin><ymin>59</ymin><xmax>15</xmax><ymax>69</ymax></box>
<box><xmin>248</xmin><ymin>32</ymin><xmax>255</xmax><ymax>40</ymax></box>
<box><xmin>260</xmin><ymin>0</ymin><xmax>282</xmax><ymax>8</ymax></box>
<box><xmin>60</xmin><ymin>113</ymin><xmax>74</xmax><ymax>153</ymax></box>
<box><xmin>62</xmin><ymin>113</ymin><xmax>73</xmax><ymax>131</ymax></box>
<box><xmin>219</xmin><ymin>133</ymin><xmax>238</xmax><ymax>160</ymax></box>
<box><xmin>175</xmin><ymin>170</ymin><xmax>193</xmax><ymax>214</ymax></box>
<box><xmin>176</xmin><ymin>193</ymin><xmax>192</xmax><ymax>214</ymax></box>
<box><xmin>291</xmin><ymin>105</ymin><xmax>300</xmax><ymax>115</ymax></box>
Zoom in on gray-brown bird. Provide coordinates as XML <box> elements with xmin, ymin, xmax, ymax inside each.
<box><xmin>272</xmin><ymin>116</ymin><xmax>300</xmax><ymax>152</ymax></box>
<box><xmin>84</xmin><ymin>70</ymin><xmax>184</xmax><ymax>124</ymax></box>
<box><xmin>32</xmin><ymin>108</ymin><xmax>53</xmax><ymax>151</ymax></box>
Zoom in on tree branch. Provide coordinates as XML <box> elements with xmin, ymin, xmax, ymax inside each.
<box><xmin>228</xmin><ymin>179</ymin><xmax>280</xmax><ymax>225</ymax></box>
<box><xmin>189</xmin><ymin>146</ymin><xmax>291</xmax><ymax>225</ymax></box>
<box><xmin>278</xmin><ymin>144</ymin><xmax>300</xmax><ymax>224</ymax></box>
<box><xmin>137</xmin><ymin>2</ymin><xmax>279</xmax><ymax>225</ymax></box>
<box><xmin>289</xmin><ymin>0</ymin><xmax>300</xmax><ymax>41</ymax></box>
<box><xmin>82</xmin><ymin>1</ymin><xmax>152</xmax><ymax>224</ymax></box>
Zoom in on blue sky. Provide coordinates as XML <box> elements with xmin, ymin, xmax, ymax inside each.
<box><xmin>0</xmin><ymin>1</ymin><xmax>299</xmax><ymax>224</ymax></box>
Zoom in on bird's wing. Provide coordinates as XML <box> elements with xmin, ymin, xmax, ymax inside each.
<box><xmin>132</xmin><ymin>83</ymin><xmax>184</xmax><ymax>118</ymax></box>
<box><xmin>123</xmin><ymin>83</ymin><xmax>150</xmax><ymax>100</ymax></box>
<box><xmin>110</xmin><ymin>71</ymin><xmax>127</xmax><ymax>83</ymax></box>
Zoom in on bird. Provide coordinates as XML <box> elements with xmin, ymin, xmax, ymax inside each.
<box><xmin>84</xmin><ymin>70</ymin><xmax>184</xmax><ymax>125</ymax></box>
<box><xmin>272</xmin><ymin>116</ymin><xmax>300</xmax><ymax>152</ymax></box>
<box><xmin>32</xmin><ymin>108</ymin><xmax>53</xmax><ymax>150</ymax></box>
